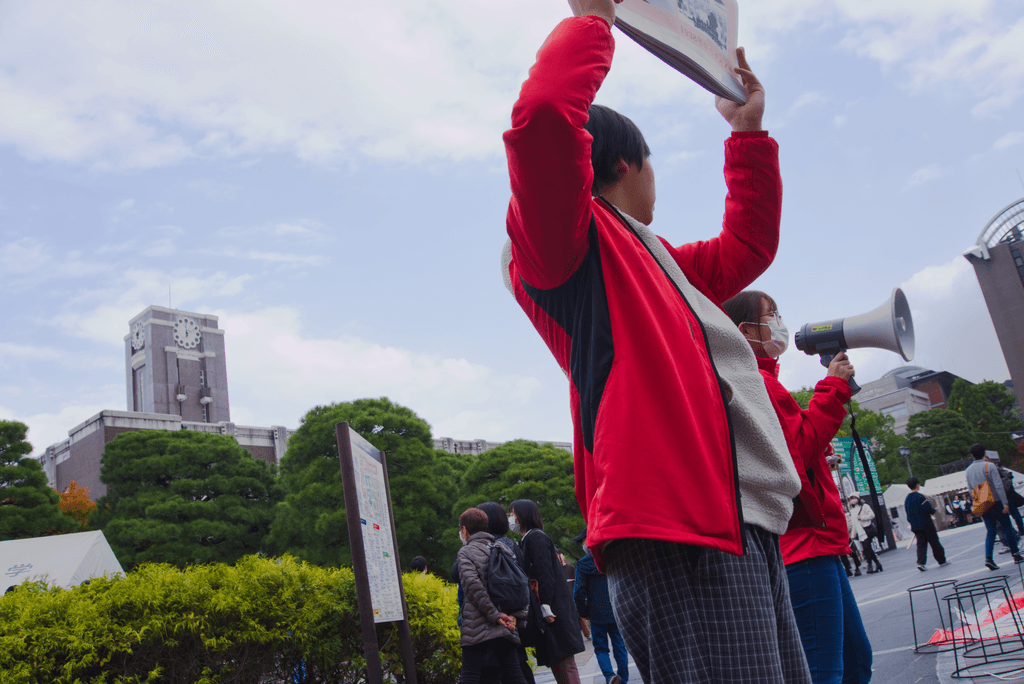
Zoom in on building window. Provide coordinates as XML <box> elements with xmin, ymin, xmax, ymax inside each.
<box><xmin>880</xmin><ymin>403</ymin><xmax>909</xmax><ymax>419</ymax></box>
<box><xmin>200</xmin><ymin>369</ymin><xmax>206</xmax><ymax>389</ymax></box>
<box><xmin>202</xmin><ymin>404</ymin><xmax>208</xmax><ymax>422</ymax></box>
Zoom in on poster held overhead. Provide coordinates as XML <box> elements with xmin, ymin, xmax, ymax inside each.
<box><xmin>614</xmin><ymin>0</ymin><xmax>747</xmax><ymax>103</ymax></box>
<box><xmin>336</xmin><ymin>422</ymin><xmax>417</xmax><ymax>684</ymax></box>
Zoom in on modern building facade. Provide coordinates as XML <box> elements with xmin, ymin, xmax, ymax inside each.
<box><xmin>964</xmin><ymin>198</ymin><xmax>1024</xmax><ymax>408</ymax></box>
<box><xmin>856</xmin><ymin>366</ymin><xmax>969</xmax><ymax>435</ymax></box>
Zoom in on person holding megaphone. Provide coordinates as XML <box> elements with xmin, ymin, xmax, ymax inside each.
<box><xmin>723</xmin><ymin>291</ymin><xmax>873</xmax><ymax>684</ymax></box>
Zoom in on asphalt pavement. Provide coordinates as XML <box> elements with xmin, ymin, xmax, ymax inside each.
<box><xmin>535</xmin><ymin>523</ymin><xmax>1024</xmax><ymax>683</ymax></box>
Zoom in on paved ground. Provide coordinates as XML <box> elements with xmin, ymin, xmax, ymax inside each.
<box><xmin>534</xmin><ymin>523</ymin><xmax>1024</xmax><ymax>683</ymax></box>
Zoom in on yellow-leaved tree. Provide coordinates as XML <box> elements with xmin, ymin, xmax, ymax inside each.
<box><xmin>59</xmin><ymin>480</ymin><xmax>97</xmax><ymax>531</ymax></box>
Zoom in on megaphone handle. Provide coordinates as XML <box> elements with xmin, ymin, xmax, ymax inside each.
<box><xmin>818</xmin><ymin>353</ymin><xmax>862</xmax><ymax>396</ymax></box>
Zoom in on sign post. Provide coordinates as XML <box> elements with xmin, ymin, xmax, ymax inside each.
<box><xmin>336</xmin><ymin>422</ymin><xmax>418</xmax><ymax>684</ymax></box>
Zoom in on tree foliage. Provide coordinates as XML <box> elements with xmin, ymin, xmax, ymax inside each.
<box><xmin>0</xmin><ymin>421</ymin><xmax>78</xmax><ymax>541</ymax></box>
<box><xmin>905</xmin><ymin>409</ymin><xmax>974</xmax><ymax>480</ymax></box>
<box><xmin>270</xmin><ymin>398</ymin><xmax>457</xmax><ymax>572</ymax></box>
<box><xmin>59</xmin><ymin>481</ymin><xmax>97</xmax><ymax>531</ymax></box>
<box><xmin>451</xmin><ymin>440</ymin><xmax>584</xmax><ymax>561</ymax></box>
<box><xmin>93</xmin><ymin>430</ymin><xmax>282</xmax><ymax>568</ymax></box>
<box><xmin>947</xmin><ymin>379</ymin><xmax>1022</xmax><ymax>463</ymax></box>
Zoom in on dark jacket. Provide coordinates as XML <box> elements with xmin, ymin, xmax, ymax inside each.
<box><xmin>457</xmin><ymin>532</ymin><xmax>527</xmax><ymax>647</ymax></box>
<box><xmin>520</xmin><ymin>529</ymin><xmax>584</xmax><ymax>665</ymax></box>
<box><xmin>905</xmin><ymin>491</ymin><xmax>936</xmax><ymax>531</ymax></box>
<box><xmin>573</xmin><ymin>554</ymin><xmax>614</xmax><ymax>625</ymax></box>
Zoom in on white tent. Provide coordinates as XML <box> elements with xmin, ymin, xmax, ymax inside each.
<box><xmin>925</xmin><ymin>468</ymin><xmax>1024</xmax><ymax>498</ymax></box>
<box><xmin>0</xmin><ymin>531</ymin><xmax>124</xmax><ymax>593</ymax></box>
<box><xmin>882</xmin><ymin>483</ymin><xmax>932</xmax><ymax>510</ymax></box>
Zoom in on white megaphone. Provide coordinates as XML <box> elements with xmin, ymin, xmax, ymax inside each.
<box><xmin>794</xmin><ymin>288</ymin><xmax>915</xmax><ymax>395</ymax></box>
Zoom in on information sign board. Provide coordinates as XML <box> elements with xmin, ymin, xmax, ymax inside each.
<box><xmin>349</xmin><ymin>429</ymin><xmax>404</xmax><ymax>623</ymax></box>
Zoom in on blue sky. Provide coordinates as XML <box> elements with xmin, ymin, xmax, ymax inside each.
<box><xmin>1</xmin><ymin>0</ymin><xmax>1022</xmax><ymax>455</ymax></box>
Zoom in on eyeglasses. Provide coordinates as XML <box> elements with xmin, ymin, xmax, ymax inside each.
<box><xmin>742</xmin><ymin>311</ymin><xmax>783</xmax><ymax>327</ymax></box>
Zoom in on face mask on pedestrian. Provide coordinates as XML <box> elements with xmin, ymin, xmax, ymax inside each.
<box><xmin>508</xmin><ymin>515</ymin><xmax>520</xmax><ymax>533</ymax></box>
<box><xmin>743</xmin><ymin>314</ymin><xmax>789</xmax><ymax>358</ymax></box>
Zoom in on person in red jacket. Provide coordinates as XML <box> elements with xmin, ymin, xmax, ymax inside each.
<box><xmin>723</xmin><ymin>290</ymin><xmax>873</xmax><ymax>684</ymax></box>
<box><xmin>502</xmin><ymin>1</ymin><xmax>810</xmax><ymax>682</ymax></box>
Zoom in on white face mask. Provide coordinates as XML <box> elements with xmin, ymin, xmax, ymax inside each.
<box><xmin>744</xmin><ymin>315</ymin><xmax>789</xmax><ymax>358</ymax></box>
<box><xmin>508</xmin><ymin>515</ymin><xmax>520</xmax><ymax>533</ymax></box>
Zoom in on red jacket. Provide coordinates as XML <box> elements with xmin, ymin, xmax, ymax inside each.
<box><xmin>756</xmin><ymin>357</ymin><xmax>853</xmax><ymax>563</ymax></box>
<box><xmin>502</xmin><ymin>17</ymin><xmax>785</xmax><ymax>570</ymax></box>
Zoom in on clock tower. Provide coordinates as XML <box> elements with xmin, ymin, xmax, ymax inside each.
<box><xmin>125</xmin><ymin>306</ymin><xmax>230</xmax><ymax>422</ymax></box>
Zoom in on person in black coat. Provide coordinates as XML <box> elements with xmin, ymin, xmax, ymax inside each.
<box><xmin>509</xmin><ymin>499</ymin><xmax>584</xmax><ymax>684</ymax></box>
<box><xmin>477</xmin><ymin>501</ymin><xmax>536</xmax><ymax>684</ymax></box>
<box><xmin>904</xmin><ymin>477</ymin><xmax>947</xmax><ymax>570</ymax></box>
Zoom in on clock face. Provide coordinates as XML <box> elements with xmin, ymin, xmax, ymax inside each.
<box><xmin>131</xmin><ymin>322</ymin><xmax>146</xmax><ymax>351</ymax></box>
<box><xmin>173</xmin><ymin>317</ymin><xmax>202</xmax><ymax>349</ymax></box>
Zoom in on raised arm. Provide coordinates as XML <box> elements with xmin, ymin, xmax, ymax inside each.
<box><xmin>664</xmin><ymin>50</ymin><xmax>782</xmax><ymax>302</ymax></box>
<box><xmin>503</xmin><ymin>14</ymin><xmax>614</xmax><ymax>289</ymax></box>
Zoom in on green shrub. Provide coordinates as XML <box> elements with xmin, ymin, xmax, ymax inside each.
<box><xmin>0</xmin><ymin>556</ymin><xmax>461</xmax><ymax>684</ymax></box>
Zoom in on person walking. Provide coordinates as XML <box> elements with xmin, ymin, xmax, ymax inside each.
<box><xmin>965</xmin><ymin>444</ymin><xmax>1023</xmax><ymax>570</ymax></box>
<box><xmin>848</xmin><ymin>495</ymin><xmax>882</xmax><ymax>574</ymax></box>
<box><xmin>991</xmin><ymin>455</ymin><xmax>1024</xmax><ymax>536</ymax></box>
<box><xmin>904</xmin><ymin>477</ymin><xmax>947</xmax><ymax>571</ymax></box>
<box><xmin>574</xmin><ymin>529</ymin><xmax>629</xmax><ymax>684</ymax></box>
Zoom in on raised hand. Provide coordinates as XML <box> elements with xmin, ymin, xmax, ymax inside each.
<box><xmin>715</xmin><ymin>47</ymin><xmax>765</xmax><ymax>132</ymax></box>
<box><xmin>568</xmin><ymin>0</ymin><xmax>624</xmax><ymax>26</ymax></box>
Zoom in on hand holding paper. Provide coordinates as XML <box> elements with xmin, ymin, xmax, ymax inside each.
<box><xmin>715</xmin><ymin>47</ymin><xmax>764</xmax><ymax>131</ymax></box>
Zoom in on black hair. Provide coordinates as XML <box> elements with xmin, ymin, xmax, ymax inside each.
<box><xmin>459</xmin><ymin>508</ymin><xmax>489</xmax><ymax>535</ymax></box>
<box><xmin>584</xmin><ymin>104</ymin><xmax>651</xmax><ymax>195</ymax></box>
<box><xmin>722</xmin><ymin>290</ymin><xmax>777</xmax><ymax>329</ymax></box>
<box><xmin>906</xmin><ymin>477</ymin><xmax>920</xmax><ymax>490</ymax></box>
<box><xmin>509</xmin><ymin>499</ymin><xmax>543</xmax><ymax>532</ymax></box>
<box><xmin>476</xmin><ymin>501</ymin><xmax>509</xmax><ymax>537</ymax></box>
<box><xmin>970</xmin><ymin>443</ymin><xmax>986</xmax><ymax>459</ymax></box>
<box><xmin>410</xmin><ymin>556</ymin><xmax>427</xmax><ymax>572</ymax></box>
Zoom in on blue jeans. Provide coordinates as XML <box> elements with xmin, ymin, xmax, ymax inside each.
<box><xmin>786</xmin><ymin>556</ymin><xmax>873</xmax><ymax>684</ymax></box>
<box><xmin>984</xmin><ymin>509</ymin><xmax>1019</xmax><ymax>559</ymax></box>
<box><xmin>590</xmin><ymin>621</ymin><xmax>629</xmax><ymax>683</ymax></box>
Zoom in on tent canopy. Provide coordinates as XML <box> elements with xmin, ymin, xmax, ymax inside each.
<box><xmin>1</xmin><ymin>530</ymin><xmax>124</xmax><ymax>594</ymax></box>
<box><xmin>925</xmin><ymin>467</ymin><xmax>1024</xmax><ymax>498</ymax></box>
<box><xmin>883</xmin><ymin>483</ymin><xmax>938</xmax><ymax>510</ymax></box>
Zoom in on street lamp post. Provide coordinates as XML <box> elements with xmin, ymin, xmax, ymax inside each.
<box><xmin>899</xmin><ymin>446</ymin><xmax>913</xmax><ymax>477</ymax></box>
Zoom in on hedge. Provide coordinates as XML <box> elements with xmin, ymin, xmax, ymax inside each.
<box><xmin>0</xmin><ymin>555</ymin><xmax>461</xmax><ymax>684</ymax></box>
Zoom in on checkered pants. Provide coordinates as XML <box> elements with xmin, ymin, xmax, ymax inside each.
<box><xmin>605</xmin><ymin>526</ymin><xmax>812</xmax><ymax>684</ymax></box>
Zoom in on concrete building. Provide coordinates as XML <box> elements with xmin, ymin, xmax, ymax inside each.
<box><xmin>39</xmin><ymin>305</ymin><xmax>569</xmax><ymax>498</ymax></box>
<box><xmin>856</xmin><ymin>366</ymin><xmax>968</xmax><ymax>435</ymax></box>
<box><xmin>39</xmin><ymin>306</ymin><xmax>294</xmax><ymax>499</ymax></box>
<box><xmin>964</xmin><ymin>197</ymin><xmax>1024</xmax><ymax>408</ymax></box>
<box><xmin>433</xmin><ymin>436</ymin><xmax>572</xmax><ymax>456</ymax></box>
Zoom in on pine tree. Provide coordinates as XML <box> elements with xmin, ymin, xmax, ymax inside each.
<box><xmin>93</xmin><ymin>430</ymin><xmax>282</xmax><ymax>568</ymax></box>
<box><xmin>0</xmin><ymin>421</ymin><xmax>78</xmax><ymax>541</ymax></box>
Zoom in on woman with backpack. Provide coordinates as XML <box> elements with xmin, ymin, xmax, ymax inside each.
<box><xmin>509</xmin><ymin>499</ymin><xmax>584</xmax><ymax>684</ymax></box>
<box><xmin>478</xmin><ymin>501</ymin><xmax>537</xmax><ymax>684</ymax></box>
<box><xmin>457</xmin><ymin>507</ymin><xmax>529</xmax><ymax>684</ymax></box>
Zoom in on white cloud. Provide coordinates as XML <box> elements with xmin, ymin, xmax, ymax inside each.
<box><xmin>778</xmin><ymin>256</ymin><xmax>1010</xmax><ymax>394</ymax></box>
<box><xmin>906</xmin><ymin>163</ymin><xmax>949</xmax><ymax>188</ymax></box>
<box><xmin>51</xmin><ymin>270</ymin><xmax>253</xmax><ymax>344</ymax></box>
<box><xmin>217</xmin><ymin>307</ymin><xmax>551</xmax><ymax>439</ymax></box>
<box><xmin>0</xmin><ymin>0</ymin><xmax>576</xmax><ymax>169</ymax></box>
<box><xmin>0</xmin><ymin>391</ymin><xmax>124</xmax><ymax>457</ymax></box>
<box><xmin>994</xmin><ymin>132</ymin><xmax>1024</xmax><ymax>150</ymax></box>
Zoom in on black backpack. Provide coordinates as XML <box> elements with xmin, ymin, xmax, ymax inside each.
<box><xmin>487</xmin><ymin>540</ymin><xmax>530</xmax><ymax>613</ymax></box>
